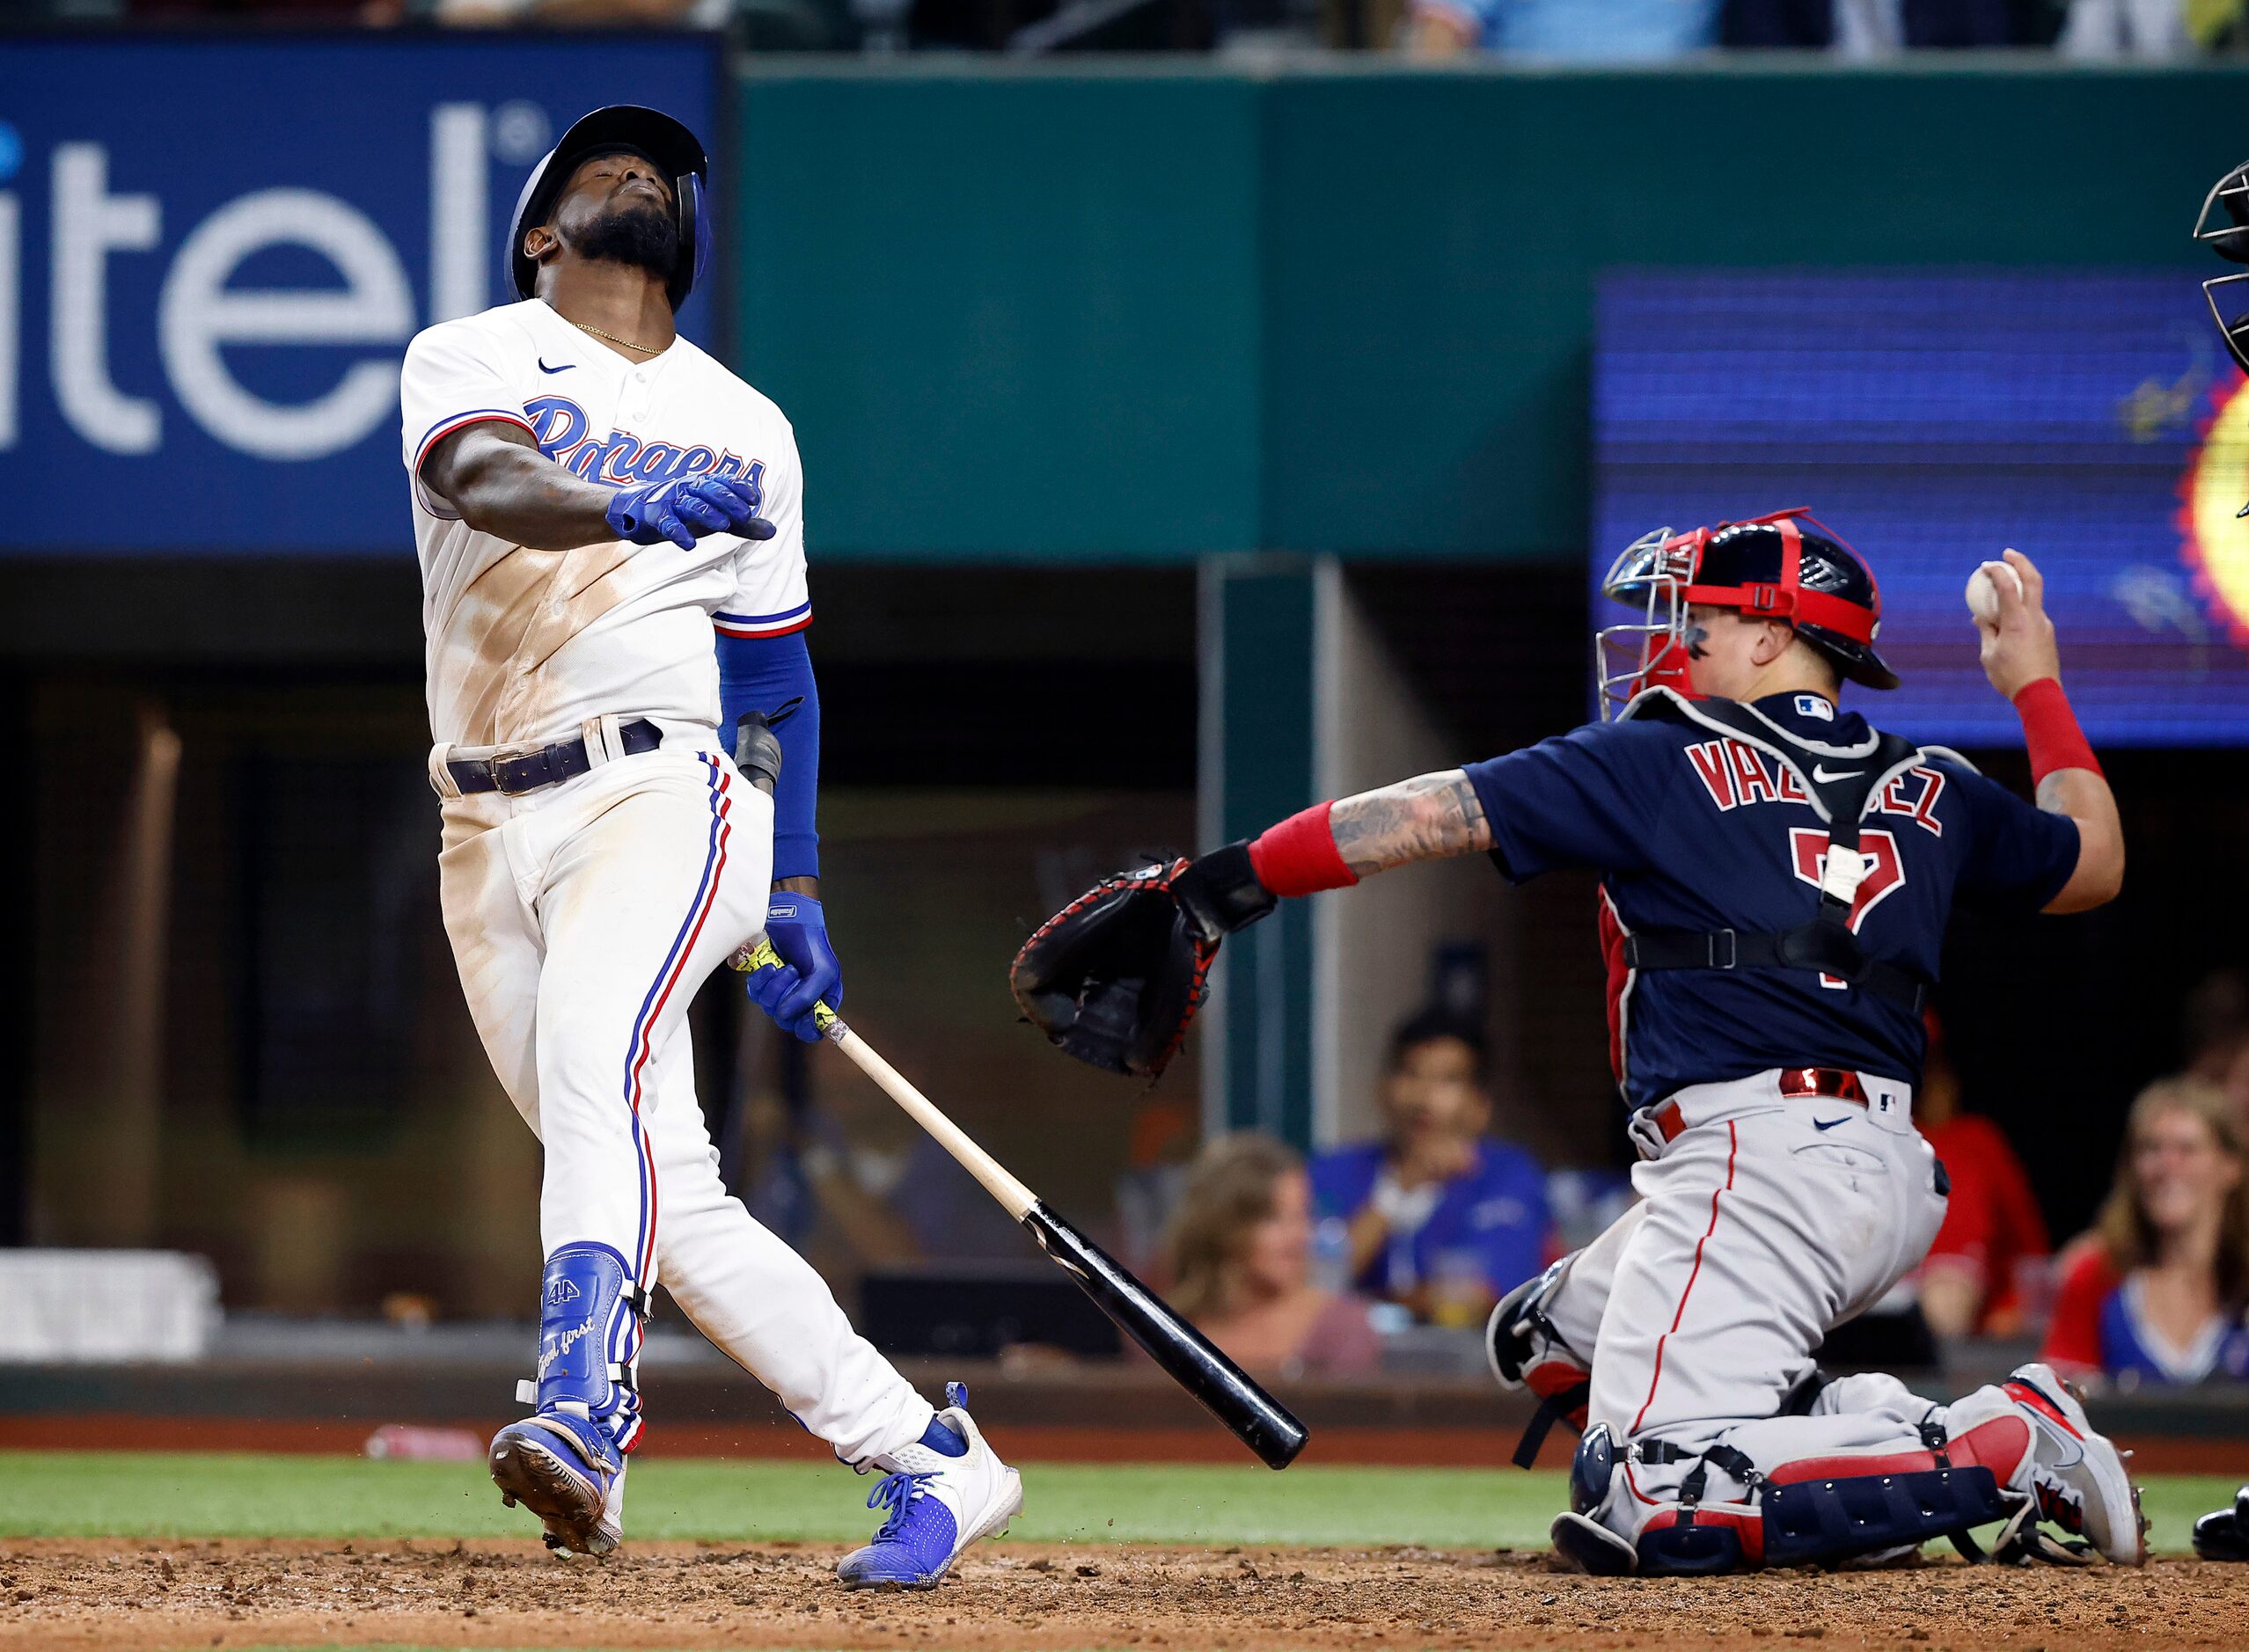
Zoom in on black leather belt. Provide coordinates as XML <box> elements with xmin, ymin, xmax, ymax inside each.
<box><xmin>447</xmin><ymin>719</ymin><xmax>662</xmax><ymax>796</ymax></box>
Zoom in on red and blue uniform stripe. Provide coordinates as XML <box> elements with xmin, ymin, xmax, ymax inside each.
<box><xmin>607</xmin><ymin>753</ymin><xmax>735</xmax><ymax>1451</ymax></box>
<box><xmin>714</xmin><ymin>601</ymin><xmax>812</xmax><ymax>640</ymax></box>
<box><xmin>413</xmin><ymin>407</ymin><xmax>537</xmax><ymax>475</ymax></box>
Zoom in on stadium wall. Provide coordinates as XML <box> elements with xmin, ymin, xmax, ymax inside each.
<box><xmin>735</xmin><ymin>61</ymin><xmax>2249</xmax><ymax>564</ymax></box>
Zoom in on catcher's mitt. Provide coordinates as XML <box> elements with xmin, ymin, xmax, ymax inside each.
<box><xmin>1010</xmin><ymin>844</ymin><xmax>1275</xmax><ymax>1079</ymax></box>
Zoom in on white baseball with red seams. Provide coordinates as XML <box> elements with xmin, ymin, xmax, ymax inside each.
<box><xmin>399</xmin><ymin>297</ymin><xmax>940</xmax><ymax>1469</ymax></box>
<box><xmin>1542</xmin><ymin>1068</ymin><xmax>2140</xmax><ymax>1561</ymax></box>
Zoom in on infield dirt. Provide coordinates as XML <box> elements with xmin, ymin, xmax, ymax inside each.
<box><xmin>0</xmin><ymin>1538</ymin><xmax>2244</xmax><ymax>1652</ymax></box>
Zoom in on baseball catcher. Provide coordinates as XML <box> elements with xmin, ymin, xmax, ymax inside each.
<box><xmin>1017</xmin><ymin>511</ymin><xmax>2142</xmax><ymax>1574</ymax></box>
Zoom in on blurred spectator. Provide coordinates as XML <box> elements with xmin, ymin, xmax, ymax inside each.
<box><xmin>2041</xmin><ymin>1078</ymin><xmax>2249</xmax><ymax>1387</ymax></box>
<box><xmin>2058</xmin><ymin>0</ymin><xmax>2195</xmax><ymax>55</ymax></box>
<box><xmin>2181</xmin><ymin>967</ymin><xmax>2249</xmax><ymax>1085</ymax></box>
<box><xmin>742</xmin><ymin>1070</ymin><xmax>1022</xmax><ymax>1291</ymax></box>
<box><xmin>1727</xmin><ymin>0</ymin><xmax>2070</xmax><ymax>50</ymax></box>
<box><xmin>1309</xmin><ymin>1010</ymin><xmax>1546</xmax><ymax>1325</ymax></box>
<box><xmin>1916</xmin><ymin>1010</ymin><xmax>2049</xmax><ymax>1341</ymax></box>
<box><xmin>425</xmin><ymin>0</ymin><xmax>730</xmax><ymax>26</ymax></box>
<box><xmin>1167</xmin><ymin>1135</ymin><xmax>1381</xmax><ymax>1378</ymax></box>
<box><xmin>1404</xmin><ymin>0</ymin><xmax>1718</xmax><ymax>59</ymax></box>
<box><xmin>1114</xmin><ymin>1090</ymin><xmax>1199</xmax><ymax>1275</ymax></box>
<box><xmin>1544</xmin><ymin>1166</ymin><xmax>1637</xmax><ymax>1255</ymax></box>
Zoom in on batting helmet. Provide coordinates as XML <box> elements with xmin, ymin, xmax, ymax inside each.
<box><xmin>508</xmin><ymin>106</ymin><xmax>711</xmax><ymax>313</ymax></box>
<box><xmin>1594</xmin><ymin>508</ymin><xmax>1896</xmax><ymax>720</ymax></box>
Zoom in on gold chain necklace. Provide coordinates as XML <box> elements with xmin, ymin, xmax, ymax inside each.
<box><xmin>573</xmin><ymin>318</ymin><xmax>666</xmax><ymax>356</ymax></box>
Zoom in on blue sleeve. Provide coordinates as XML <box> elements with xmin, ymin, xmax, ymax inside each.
<box><xmin>1938</xmin><ymin>761</ymin><xmax>2080</xmax><ymax>914</ymax></box>
<box><xmin>716</xmin><ymin>630</ymin><xmax>821</xmax><ymax>881</ymax></box>
<box><xmin>1462</xmin><ymin>722</ymin><xmax>1667</xmax><ymax>883</ymax></box>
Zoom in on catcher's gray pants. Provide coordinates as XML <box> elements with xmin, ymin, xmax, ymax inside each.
<box><xmin>1547</xmin><ymin>1068</ymin><xmax>1967</xmax><ymax>1535</ymax></box>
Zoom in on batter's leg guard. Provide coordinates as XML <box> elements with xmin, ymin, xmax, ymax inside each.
<box><xmin>488</xmin><ymin>1242</ymin><xmax>647</xmax><ymax>1557</ymax></box>
<box><xmin>1485</xmin><ymin>1258</ymin><xmax>1593</xmax><ymax>1469</ymax></box>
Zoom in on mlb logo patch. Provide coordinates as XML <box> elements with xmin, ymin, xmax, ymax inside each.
<box><xmin>1794</xmin><ymin>694</ymin><xmax>1835</xmax><ymax>721</ymax></box>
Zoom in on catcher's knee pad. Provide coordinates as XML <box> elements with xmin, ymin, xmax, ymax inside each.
<box><xmin>1637</xmin><ymin>1503</ymin><xmax>1758</xmax><ymax>1575</ymax></box>
<box><xmin>1488</xmin><ymin>1258</ymin><xmax>1592</xmax><ymax>1469</ymax></box>
<box><xmin>1568</xmin><ymin>1422</ymin><xmax>1618</xmax><ymax>1517</ymax></box>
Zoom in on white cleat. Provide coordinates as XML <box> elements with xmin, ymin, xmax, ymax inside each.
<box><xmin>2004</xmin><ymin>1363</ymin><xmax>2147</xmax><ymax>1566</ymax></box>
<box><xmin>837</xmin><ymin>1384</ymin><xmax>1024</xmax><ymax>1590</ymax></box>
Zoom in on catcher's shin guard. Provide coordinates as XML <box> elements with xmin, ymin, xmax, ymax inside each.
<box><xmin>1484</xmin><ymin>1258</ymin><xmax>1591</xmax><ymax>1469</ymax></box>
<box><xmin>1757</xmin><ymin>1466</ymin><xmax>2012</xmax><ymax>1569</ymax></box>
<box><xmin>1630</xmin><ymin>1405</ymin><xmax>2034</xmax><ymax>1576</ymax></box>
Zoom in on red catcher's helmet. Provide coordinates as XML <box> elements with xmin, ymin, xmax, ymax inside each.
<box><xmin>1594</xmin><ymin>508</ymin><xmax>1897</xmax><ymax>720</ymax></box>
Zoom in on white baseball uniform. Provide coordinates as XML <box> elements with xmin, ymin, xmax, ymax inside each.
<box><xmin>400</xmin><ymin>296</ymin><xmax>934</xmax><ymax>1464</ymax></box>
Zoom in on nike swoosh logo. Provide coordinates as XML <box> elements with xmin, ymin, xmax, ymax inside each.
<box><xmin>1811</xmin><ymin>765</ymin><xmax>1863</xmax><ymax>782</ymax></box>
<box><xmin>2024</xmin><ymin>1409</ymin><xmax>2086</xmax><ymax>1468</ymax></box>
<box><xmin>537</xmin><ymin>358</ymin><xmax>574</xmax><ymax>374</ymax></box>
<box><xmin>1813</xmin><ymin>1116</ymin><xmax>1850</xmax><ymax>1131</ymax></box>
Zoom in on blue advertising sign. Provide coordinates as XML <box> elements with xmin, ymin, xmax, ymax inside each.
<box><xmin>1594</xmin><ymin>271</ymin><xmax>2249</xmax><ymax>747</ymax></box>
<box><xmin>0</xmin><ymin>35</ymin><xmax>720</xmax><ymax>553</ymax></box>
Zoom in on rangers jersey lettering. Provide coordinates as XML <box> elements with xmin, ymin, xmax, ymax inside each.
<box><xmin>399</xmin><ymin>298</ymin><xmax>810</xmax><ymax>751</ymax></box>
<box><xmin>1462</xmin><ymin>692</ymin><xmax>2081</xmax><ymax>1107</ymax></box>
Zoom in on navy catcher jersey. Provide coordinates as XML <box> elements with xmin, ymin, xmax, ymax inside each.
<box><xmin>1461</xmin><ymin>691</ymin><xmax>2080</xmax><ymax>1109</ymax></box>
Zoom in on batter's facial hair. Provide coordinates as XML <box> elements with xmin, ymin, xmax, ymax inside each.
<box><xmin>570</xmin><ymin>202</ymin><xmax>679</xmax><ymax>283</ymax></box>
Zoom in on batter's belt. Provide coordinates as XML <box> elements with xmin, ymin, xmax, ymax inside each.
<box><xmin>431</xmin><ymin>716</ymin><xmax>663</xmax><ymax>798</ymax></box>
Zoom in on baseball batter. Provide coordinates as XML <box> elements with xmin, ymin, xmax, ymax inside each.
<box><xmin>1035</xmin><ymin>511</ymin><xmax>2140</xmax><ymax>1574</ymax></box>
<box><xmin>399</xmin><ymin>105</ymin><xmax>1021</xmax><ymax>1583</ymax></box>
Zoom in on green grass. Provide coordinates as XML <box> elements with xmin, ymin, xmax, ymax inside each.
<box><xmin>0</xmin><ymin>1451</ymin><xmax>2229</xmax><ymax>1553</ymax></box>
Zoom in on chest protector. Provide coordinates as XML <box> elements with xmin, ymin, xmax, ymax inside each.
<box><xmin>1613</xmin><ymin>690</ymin><xmax>1931</xmax><ymax>1014</ymax></box>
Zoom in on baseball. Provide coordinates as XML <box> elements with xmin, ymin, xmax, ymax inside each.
<box><xmin>1966</xmin><ymin>559</ymin><xmax>2021</xmax><ymax>623</ymax></box>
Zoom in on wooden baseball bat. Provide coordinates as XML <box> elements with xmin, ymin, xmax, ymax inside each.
<box><xmin>726</xmin><ymin>714</ymin><xmax>1308</xmax><ymax>1470</ymax></box>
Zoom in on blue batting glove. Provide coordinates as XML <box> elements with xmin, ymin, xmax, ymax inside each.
<box><xmin>605</xmin><ymin>473</ymin><xmax>777</xmax><ymax>551</ymax></box>
<box><xmin>748</xmin><ymin>894</ymin><xmax>842</xmax><ymax>1042</ymax></box>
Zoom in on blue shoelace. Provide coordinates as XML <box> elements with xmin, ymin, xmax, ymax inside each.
<box><xmin>865</xmin><ymin>1470</ymin><xmax>937</xmax><ymax>1542</ymax></box>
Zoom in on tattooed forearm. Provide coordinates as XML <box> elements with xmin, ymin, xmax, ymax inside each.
<box><xmin>1328</xmin><ymin>770</ymin><xmax>1493</xmax><ymax>876</ymax></box>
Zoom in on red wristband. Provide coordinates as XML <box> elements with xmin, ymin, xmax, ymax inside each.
<box><xmin>1248</xmin><ymin>802</ymin><xmax>1359</xmax><ymax>896</ymax></box>
<box><xmin>2012</xmin><ymin>678</ymin><xmax>2101</xmax><ymax>785</ymax></box>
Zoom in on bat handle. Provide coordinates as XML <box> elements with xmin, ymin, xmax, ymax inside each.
<box><xmin>729</xmin><ymin>937</ymin><xmax>846</xmax><ymax>1039</ymax></box>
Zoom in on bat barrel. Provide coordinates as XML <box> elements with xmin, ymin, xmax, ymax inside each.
<box><xmin>1021</xmin><ymin>1201</ymin><xmax>1308</xmax><ymax>1470</ymax></box>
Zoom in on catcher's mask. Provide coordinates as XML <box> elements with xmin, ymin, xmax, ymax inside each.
<box><xmin>2195</xmin><ymin>157</ymin><xmax>2249</xmax><ymax>376</ymax></box>
<box><xmin>1593</xmin><ymin>508</ymin><xmax>1896</xmax><ymax>720</ymax></box>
